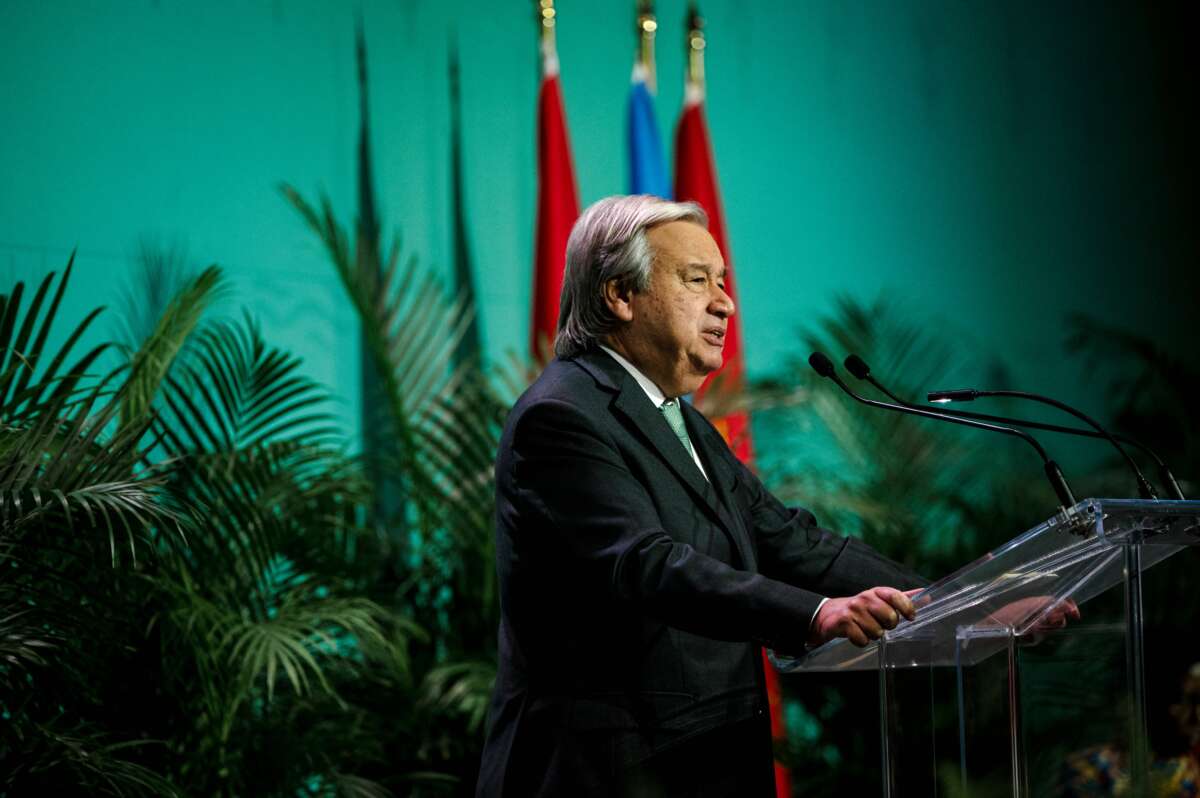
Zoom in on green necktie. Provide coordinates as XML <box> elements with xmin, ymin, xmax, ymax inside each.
<box><xmin>660</xmin><ymin>399</ymin><xmax>696</xmax><ymax>459</ymax></box>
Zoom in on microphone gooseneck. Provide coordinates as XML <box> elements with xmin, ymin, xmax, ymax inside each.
<box><xmin>807</xmin><ymin>352</ymin><xmax>1078</xmax><ymax>514</ymax></box>
<box><xmin>928</xmin><ymin>387</ymin><xmax>1159</xmax><ymax>500</ymax></box>
<box><xmin>845</xmin><ymin>354</ymin><xmax>1184</xmax><ymax>501</ymax></box>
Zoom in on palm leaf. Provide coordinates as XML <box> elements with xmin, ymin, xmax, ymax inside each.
<box><xmin>112</xmin><ymin>238</ymin><xmax>196</xmax><ymax>351</ymax></box>
<box><xmin>1066</xmin><ymin>312</ymin><xmax>1198</xmax><ymax>477</ymax></box>
<box><xmin>221</xmin><ymin>595</ymin><xmax>396</xmax><ymax>703</ymax></box>
<box><xmin>120</xmin><ymin>264</ymin><xmax>225</xmax><ymax>429</ymax></box>
<box><xmin>281</xmin><ymin>186</ymin><xmax>504</xmax><ymax>648</ymax></box>
<box><xmin>0</xmin><ymin>255</ymin><xmax>111</xmax><ymax>422</ymax></box>
<box><xmin>155</xmin><ymin>314</ymin><xmax>338</xmax><ymax>456</ymax></box>
<box><xmin>1</xmin><ymin>383</ymin><xmax>187</xmax><ymax>566</ymax></box>
<box><xmin>3</xmin><ymin>723</ymin><xmax>183</xmax><ymax>798</ymax></box>
<box><xmin>418</xmin><ymin>659</ymin><xmax>496</xmax><ymax>734</ymax></box>
<box><xmin>328</xmin><ymin>773</ymin><xmax>395</xmax><ymax>798</ymax></box>
<box><xmin>755</xmin><ymin>295</ymin><xmax>1029</xmax><ymax>566</ymax></box>
<box><xmin>280</xmin><ymin>186</ymin><xmax>501</xmax><ymax>519</ymax></box>
<box><xmin>0</xmin><ymin>606</ymin><xmax>57</xmax><ymax>677</ymax></box>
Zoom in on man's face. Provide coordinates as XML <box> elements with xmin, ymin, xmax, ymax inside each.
<box><xmin>607</xmin><ymin>220</ymin><xmax>735</xmax><ymax>397</ymax></box>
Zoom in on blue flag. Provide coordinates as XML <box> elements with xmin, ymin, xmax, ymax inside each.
<box><xmin>628</xmin><ymin>69</ymin><xmax>671</xmax><ymax>198</ymax></box>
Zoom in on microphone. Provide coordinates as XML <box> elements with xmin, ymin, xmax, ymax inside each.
<box><xmin>844</xmin><ymin>354</ymin><xmax>1184</xmax><ymax>500</ymax></box>
<box><xmin>808</xmin><ymin>352</ymin><xmax>1078</xmax><ymax>514</ymax></box>
<box><xmin>927</xmin><ymin>387</ymin><xmax>1159</xmax><ymax>500</ymax></box>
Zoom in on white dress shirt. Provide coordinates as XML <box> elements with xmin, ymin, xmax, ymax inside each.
<box><xmin>598</xmin><ymin>345</ymin><xmax>708</xmax><ymax>480</ymax></box>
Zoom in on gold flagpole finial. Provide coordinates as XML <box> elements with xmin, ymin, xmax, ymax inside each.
<box><xmin>538</xmin><ymin>0</ymin><xmax>556</xmax><ymax>50</ymax></box>
<box><xmin>685</xmin><ymin>3</ymin><xmax>705</xmax><ymax>89</ymax></box>
<box><xmin>636</xmin><ymin>0</ymin><xmax>658</xmax><ymax>90</ymax></box>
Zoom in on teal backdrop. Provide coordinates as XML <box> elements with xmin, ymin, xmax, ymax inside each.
<box><xmin>2</xmin><ymin>1</ymin><xmax>1195</xmax><ymax>463</ymax></box>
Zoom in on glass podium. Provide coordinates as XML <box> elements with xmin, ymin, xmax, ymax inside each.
<box><xmin>775</xmin><ymin>499</ymin><xmax>1200</xmax><ymax>797</ymax></box>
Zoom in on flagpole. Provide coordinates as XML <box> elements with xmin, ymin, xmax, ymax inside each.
<box><xmin>636</xmin><ymin>0</ymin><xmax>658</xmax><ymax>93</ymax></box>
<box><xmin>538</xmin><ymin>0</ymin><xmax>556</xmax><ymax>51</ymax></box>
<box><xmin>685</xmin><ymin>4</ymin><xmax>705</xmax><ymax>92</ymax></box>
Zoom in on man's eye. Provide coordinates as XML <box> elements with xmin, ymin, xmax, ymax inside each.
<box><xmin>691</xmin><ymin>277</ymin><xmax>706</xmax><ymax>284</ymax></box>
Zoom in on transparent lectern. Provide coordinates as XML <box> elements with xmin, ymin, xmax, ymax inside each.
<box><xmin>776</xmin><ymin>499</ymin><xmax>1200</xmax><ymax>797</ymax></box>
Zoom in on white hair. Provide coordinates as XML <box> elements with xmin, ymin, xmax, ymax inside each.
<box><xmin>555</xmin><ymin>195</ymin><xmax>708</xmax><ymax>358</ymax></box>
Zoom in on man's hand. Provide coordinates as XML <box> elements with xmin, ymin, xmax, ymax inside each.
<box><xmin>808</xmin><ymin>587</ymin><xmax>917</xmax><ymax>648</ymax></box>
<box><xmin>983</xmin><ymin>596</ymin><xmax>1081</xmax><ymax>632</ymax></box>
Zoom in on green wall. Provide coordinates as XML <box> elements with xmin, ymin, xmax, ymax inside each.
<box><xmin>2</xmin><ymin>1</ymin><xmax>1194</xmax><ymax>460</ymax></box>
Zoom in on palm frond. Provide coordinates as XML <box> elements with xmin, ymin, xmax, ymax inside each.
<box><xmin>281</xmin><ymin>186</ymin><xmax>505</xmax><ymax>657</ymax></box>
<box><xmin>1065</xmin><ymin>312</ymin><xmax>1199</xmax><ymax>478</ymax></box>
<box><xmin>1</xmin><ymin>371</ymin><xmax>186</xmax><ymax>552</ymax></box>
<box><xmin>155</xmin><ymin>440</ymin><xmax>368</xmax><ymax>617</ymax></box>
<box><xmin>418</xmin><ymin>659</ymin><xmax>496</xmax><ymax>734</ymax></box>
<box><xmin>0</xmin><ymin>254</ymin><xmax>111</xmax><ymax>422</ymax></box>
<box><xmin>490</xmin><ymin>349</ymin><xmax>540</xmax><ymax>408</ymax></box>
<box><xmin>120</xmin><ymin>264</ymin><xmax>225</xmax><ymax>429</ymax></box>
<box><xmin>156</xmin><ymin>314</ymin><xmax>338</xmax><ymax>455</ymax></box>
<box><xmin>112</xmin><ymin>238</ymin><xmax>196</xmax><ymax>351</ymax></box>
<box><xmin>329</xmin><ymin>772</ymin><xmax>395</xmax><ymax>798</ymax></box>
<box><xmin>1</xmin><ymin>405</ymin><xmax>186</xmax><ymax>569</ymax></box>
<box><xmin>3</xmin><ymin>723</ymin><xmax>182</xmax><ymax>798</ymax></box>
<box><xmin>754</xmin><ymin>295</ymin><xmax>1031</xmax><ymax>566</ymax></box>
<box><xmin>208</xmin><ymin>588</ymin><xmax>405</xmax><ymax>705</ymax></box>
<box><xmin>0</xmin><ymin>606</ymin><xmax>57</xmax><ymax>678</ymax></box>
<box><xmin>281</xmin><ymin>186</ymin><xmax>501</xmax><ymax>516</ymax></box>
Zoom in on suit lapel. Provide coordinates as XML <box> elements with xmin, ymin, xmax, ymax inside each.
<box><xmin>574</xmin><ymin>349</ymin><xmax>755</xmax><ymax>568</ymax></box>
<box><xmin>682</xmin><ymin>403</ymin><xmax>756</xmax><ymax>570</ymax></box>
<box><xmin>612</xmin><ymin>388</ymin><xmax>715</xmax><ymax>508</ymax></box>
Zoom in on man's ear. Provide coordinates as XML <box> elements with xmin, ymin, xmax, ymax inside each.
<box><xmin>603</xmin><ymin>278</ymin><xmax>635</xmax><ymax>322</ymax></box>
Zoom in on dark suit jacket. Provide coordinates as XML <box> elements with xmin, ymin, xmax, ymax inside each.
<box><xmin>476</xmin><ymin>348</ymin><xmax>925</xmax><ymax>797</ymax></box>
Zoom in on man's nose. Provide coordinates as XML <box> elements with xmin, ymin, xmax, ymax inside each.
<box><xmin>710</xmin><ymin>286</ymin><xmax>735</xmax><ymax>318</ymax></box>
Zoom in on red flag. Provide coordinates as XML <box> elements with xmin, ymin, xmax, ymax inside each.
<box><xmin>674</xmin><ymin>85</ymin><xmax>753</xmax><ymax>463</ymax></box>
<box><xmin>676</xmin><ymin>68</ymin><xmax>791</xmax><ymax>798</ymax></box>
<box><xmin>531</xmin><ymin>42</ymin><xmax>580</xmax><ymax>359</ymax></box>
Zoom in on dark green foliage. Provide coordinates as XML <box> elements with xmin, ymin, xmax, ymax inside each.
<box><xmin>1066</xmin><ymin>312</ymin><xmax>1199</xmax><ymax>493</ymax></box>
<box><xmin>0</xmin><ymin>263</ymin><xmax>188</xmax><ymax>796</ymax></box>
<box><xmin>754</xmin><ymin>296</ymin><xmax>1198</xmax><ymax>795</ymax></box>
<box><xmin>750</xmin><ymin>297</ymin><xmax>1015</xmax><ymax>794</ymax></box>
<box><xmin>119</xmin><ymin>264</ymin><xmax>224</xmax><ymax>431</ymax></box>
<box><xmin>0</xmin><ymin>254</ymin><xmax>108</xmax><ymax>422</ymax></box>
<box><xmin>0</xmin><ymin>171</ymin><xmax>511</xmax><ymax>792</ymax></box>
<box><xmin>753</xmin><ymin>296</ymin><xmax>1052</xmax><ymax>577</ymax></box>
<box><xmin>0</xmin><ymin>251</ymin><xmax>472</xmax><ymax>796</ymax></box>
<box><xmin>1065</xmin><ymin>313</ymin><xmax>1200</xmax><ymax>769</ymax></box>
<box><xmin>283</xmin><ymin>185</ymin><xmax>507</xmax><ymax>786</ymax></box>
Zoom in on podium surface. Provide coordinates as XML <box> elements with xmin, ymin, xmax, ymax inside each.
<box><xmin>777</xmin><ymin>499</ymin><xmax>1200</xmax><ymax>797</ymax></box>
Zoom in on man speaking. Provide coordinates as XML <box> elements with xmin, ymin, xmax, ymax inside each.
<box><xmin>477</xmin><ymin>195</ymin><xmax>926</xmax><ymax>796</ymax></box>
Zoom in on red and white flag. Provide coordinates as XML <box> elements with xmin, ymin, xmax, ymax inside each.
<box><xmin>530</xmin><ymin>37</ymin><xmax>580</xmax><ymax>360</ymax></box>
<box><xmin>675</xmin><ymin>86</ymin><xmax>752</xmax><ymax>461</ymax></box>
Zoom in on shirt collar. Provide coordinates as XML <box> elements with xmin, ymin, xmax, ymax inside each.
<box><xmin>598</xmin><ymin>345</ymin><xmax>668</xmax><ymax>407</ymax></box>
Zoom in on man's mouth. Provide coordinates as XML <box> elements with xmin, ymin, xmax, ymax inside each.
<box><xmin>701</xmin><ymin>327</ymin><xmax>726</xmax><ymax>347</ymax></box>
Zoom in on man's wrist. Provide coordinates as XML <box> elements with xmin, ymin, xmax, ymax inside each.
<box><xmin>806</xmin><ymin>597</ymin><xmax>830</xmax><ymax>649</ymax></box>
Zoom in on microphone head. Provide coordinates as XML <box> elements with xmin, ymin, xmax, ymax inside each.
<box><xmin>928</xmin><ymin>388</ymin><xmax>979</xmax><ymax>403</ymax></box>
<box><xmin>844</xmin><ymin>354</ymin><xmax>871</xmax><ymax>379</ymax></box>
<box><xmin>808</xmin><ymin>352</ymin><xmax>836</xmax><ymax>378</ymax></box>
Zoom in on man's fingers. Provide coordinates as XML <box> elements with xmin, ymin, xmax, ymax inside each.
<box><xmin>872</xmin><ymin>587</ymin><xmax>917</xmax><ymax>621</ymax></box>
<box><xmin>1045</xmin><ymin>598</ymin><xmax>1079</xmax><ymax>625</ymax></box>
<box><xmin>819</xmin><ymin>588</ymin><xmax>925</xmax><ymax>648</ymax></box>
<box><xmin>846</xmin><ymin>624</ymin><xmax>870</xmax><ymax>647</ymax></box>
<box><xmin>863</xmin><ymin>597</ymin><xmax>901</xmax><ymax>630</ymax></box>
<box><xmin>849</xmin><ymin>609</ymin><xmax>884</xmax><ymax>640</ymax></box>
